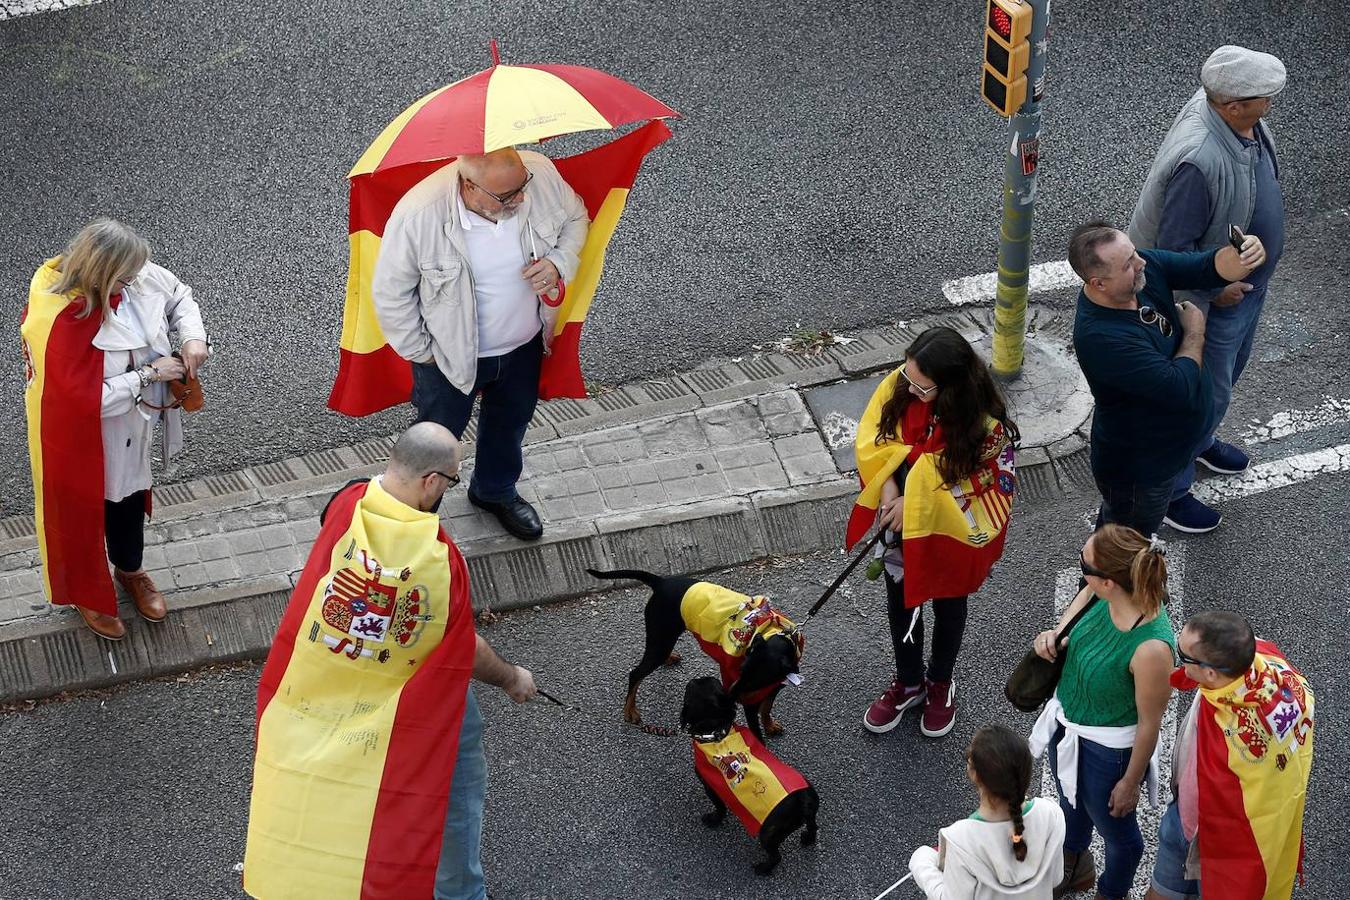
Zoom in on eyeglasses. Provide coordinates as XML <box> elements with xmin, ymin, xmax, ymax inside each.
<box><xmin>1178</xmin><ymin>648</ymin><xmax>1236</xmax><ymax>674</ymax></box>
<box><xmin>428</xmin><ymin>470</ymin><xmax>461</xmax><ymax>487</ymax></box>
<box><xmin>466</xmin><ymin>172</ymin><xmax>532</xmax><ymax>206</ymax></box>
<box><xmin>900</xmin><ymin>366</ymin><xmax>938</xmax><ymax>397</ymax></box>
<box><xmin>114</xmin><ymin>274</ymin><xmax>140</xmax><ymax>289</ymax></box>
<box><xmin>1138</xmin><ymin>306</ymin><xmax>1173</xmax><ymax>337</ymax></box>
<box><xmin>1079</xmin><ymin>550</ymin><xmax>1109</xmax><ymax>580</ymax></box>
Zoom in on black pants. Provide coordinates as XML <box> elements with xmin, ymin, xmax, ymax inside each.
<box><xmin>104</xmin><ymin>490</ymin><xmax>148</xmax><ymax>572</ymax></box>
<box><xmin>885</xmin><ymin>572</ymin><xmax>968</xmax><ymax>686</ymax></box>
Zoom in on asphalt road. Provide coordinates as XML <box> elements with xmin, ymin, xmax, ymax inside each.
<box><xmin>2</xmin><ymin>0</ymin><xmax>1347</xmax><ymax>513</ymax></box>
<box><xmin>3</xmin><ymin>462</ymin><xmax>1345</xmax><ymax>899</ymax></box>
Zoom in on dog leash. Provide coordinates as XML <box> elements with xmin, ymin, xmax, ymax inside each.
<box><xmin>872</xmin><ymin>871</ymin><xmax>913</xmax><ymax>899</ymax></box>
<box><xmin>793</xmin><ymin>528</ymin><xmax>885</xmax><ymax>629</ymax></box>
<box><xmin>534</xmin><ymin>685</ymin><xmax>682</xmax><ymax>738</ymax></box>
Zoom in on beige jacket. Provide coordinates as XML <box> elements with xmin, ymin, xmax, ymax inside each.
<box><xmin>370</xmin><ymin>152</ymin><xmax>589</xmax><ymax>394</ymax></box>
<box><xmin>96</xmin><ymin>262</ymin><xmax>208</xmax><ymax>501</ymax></box>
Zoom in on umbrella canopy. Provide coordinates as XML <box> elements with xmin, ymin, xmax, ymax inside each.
<box><xmin>349</xmin><ymin>43</ymin><xmax>678</xmax><ymax>178</ymax></box>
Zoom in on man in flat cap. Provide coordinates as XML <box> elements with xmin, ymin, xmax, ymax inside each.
<box><xmin>1128</xmin><ymin>46</ymin><xmax>1286</xmax><ymax>534</ymax></box>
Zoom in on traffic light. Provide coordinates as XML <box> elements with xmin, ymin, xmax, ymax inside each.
<box><xmin>981</xmin><ymin>0</ymin><xmax>1032</xmax><ymax>116</ymax></box>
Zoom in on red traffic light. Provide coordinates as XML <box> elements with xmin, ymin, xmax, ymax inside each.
<box><xmin>990</xmin><ymin>6</ymin><xmax>1012</xmax><ymax>39</ymax></box>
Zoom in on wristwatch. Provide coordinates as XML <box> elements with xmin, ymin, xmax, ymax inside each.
<box><xmin>137</xmin><ymin>365</ymin><xmax>157</xmax><ymax>387</ymax></box>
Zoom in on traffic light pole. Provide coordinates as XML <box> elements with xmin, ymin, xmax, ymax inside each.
<box><xmin>991</xmin><ymin>0</ymin><xmax>1050</xmax><ymax>379</ymax></box>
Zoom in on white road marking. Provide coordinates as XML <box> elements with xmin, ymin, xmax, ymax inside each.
<box><xmin>940</xmin><ymin>259</ymin><xmax>1080</xmax><ymax>306</ymax></box>
<box><xmin>1239</xmin><ymin>397</ymin><xmax>1350</xmax><ymax>446</ymax></box>
<box><xmin>1193</xmin><ymin>442</ymin><xmax>1350</xmax><ymax>505</ymax></box>
<box><xmin>1039</xmin><ymin>547</ymin><xmax>1186</xmax><ymax>899</ymax></box>
<box><xmin>0</xmin><ymin>0</ymin><xmax>102</xmax><ymax>18</ymax></box>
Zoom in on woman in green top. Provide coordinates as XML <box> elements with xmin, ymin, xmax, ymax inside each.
<box><xmin>1028</xmin><ymin>525</ymin><xmax>1174</xmax><ymax>900</ymax></box>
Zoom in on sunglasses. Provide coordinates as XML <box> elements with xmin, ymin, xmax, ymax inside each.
<box><xmin>1079</xmin><ymin>550</ymin><xmax>1109</xmax><ymax>580</ymax></box>
<box><xmin>1138</xmin><ymin>305</ymin><xmax>1173</xmax><ymax>337</ymax></box>
<box><xmin>1178</xmin><ymin>648</ymin><xmax>1236</xmax><ymax>675</ymax></box>
<box><xmin>466</xmin><ymin>172</ymin><xmax>533</xmax><ymax>206</ymax></box>
<box><xmin>428</xmin><ymin>470</ymin><xmax>461</xmax><ymax>487</ymax></box>
<box><xmin>900</xmin><ymin>366</ymin><xmax>938</xmax><ymax>397</ymax></box>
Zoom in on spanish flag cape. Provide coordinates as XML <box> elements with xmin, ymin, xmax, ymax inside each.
<box><xmin>21</xmin><ymin>259</ymin><xmax>133</xmax><ymax>617</ymax></box>
<box><xmin>1173</xmin><ymin>640</ymin><xmax>1314</xmax><ymax>900</ymax></box>
<box><xmin>846</xmin><ymin>369</ymin><xmax>1015</xmax><ymax>607</ymax></box>
<box><xmin>679</xmin><ymin>582</ymin><xmax>803</xmax><ymax>704</ymax></box>
<box><xmin>244</xmin><ymin>479</ymin><xmax>476</xmax><ymax>899</ymax></box>
<box><xmin>693</xmin><ymin>724</ymin><xmax>809</xmax><ymax>837</ymax></box>
<box><xmin>328</xmin><ymin>120</ymin><xmax>672</xmax><ymax>416</ymax></box>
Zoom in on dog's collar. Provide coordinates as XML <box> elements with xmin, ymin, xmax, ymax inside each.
<box><xmin>691</xmin><ymin>726</ymin><xmax>732</xmax><ymax>743</ymax></box>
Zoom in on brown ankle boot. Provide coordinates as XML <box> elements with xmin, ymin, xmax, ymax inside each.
<box><xmin>76</xmin><ymin>604</ymin><xmax>126</xmax><ymax>641</ymax></box>
<box><xmin>1053</xmin><ymin>849</ymin><xmax>1096</xmax><ymax>897</ymax></box>
<box><xmin>115</xmin><ymin>569</ymin><xmax>167</xmax><ymax>622</ymax></box>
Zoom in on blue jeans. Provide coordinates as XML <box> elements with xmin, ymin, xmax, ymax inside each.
<box><xmin>433</xmin><ymin>691</ymin><xmax>487</xmax><ymax>900</ymax></box>
<box><xmin>1049</xmin><ymin>725</ymin><xmax>1145</xmax><ymax>899</ymax></box>
<box><xmin>1172</xmin><ymin>292</ymin><xmax>1267</xmax><ymax>499</ymax></box>
<box><xmin>412</xmin><ymin>331</ymin><xmax>543</xmax><ymax>503</ymax></box>
<box><xmin>1094</xmin><ymin>476</ymin><xmax>1174</xmax><ymax>538</ymax></box>
<box><xmin>1150</xmin><ymin>800</ymin><xmax>1200</xmax><ymax>899</ymax></box>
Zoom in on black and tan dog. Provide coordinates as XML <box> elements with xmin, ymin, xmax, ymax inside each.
<box><xmin>587</xmin><ymin>567</ymin><xmax>804</xmax><ymax>741</ymax></box>
<box><xmin>680</xmin><ymin>676</ymin><xmax>819</xmax><ymax>875</ymax></box>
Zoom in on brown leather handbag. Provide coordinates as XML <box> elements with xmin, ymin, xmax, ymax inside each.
<box><xmin>142</xmin><ymin>351</ymin><xmax>204</xmax><ymax>412</ymax></box>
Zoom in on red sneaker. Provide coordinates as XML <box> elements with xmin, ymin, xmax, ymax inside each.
<box><xmin>863</xmin><ymin>679</ymin><xmax>926</xmax><ymax>733</ymax></box>
<box><xmin>921</xmin><ymin>679</ymin><xmax>957</xmax><ymax>738</ymax></box>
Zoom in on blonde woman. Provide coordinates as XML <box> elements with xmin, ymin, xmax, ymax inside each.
<box><xmin>22</xmin><ymin>220</ymin><xmax>209</xmax><ymax>640</ymax></box>
<box><xmin>1027</xmin><ymin>525</ymin><xmax>1174</xmax><ymax>900</ymax></box>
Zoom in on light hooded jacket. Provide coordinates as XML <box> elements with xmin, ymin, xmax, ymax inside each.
<box><xmin>909</xmin><ymin>797</ymin><xmax>1066</xmax><ymax>899</ymax></box>
<box><xmin>370</xmin><ymin>151</ymin><xmax>589</xmax><ymax>394</ymax></box>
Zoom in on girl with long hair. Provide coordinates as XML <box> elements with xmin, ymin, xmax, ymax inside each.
<box><xmin>909</xmin><ymin>724</ymin><xmax>1067</xmax><ymax>898</ymax></box>
<box><xmin>851</xmin><ymin>326</ymin><xmax>1019</xmax><ymax>738</ymax></box>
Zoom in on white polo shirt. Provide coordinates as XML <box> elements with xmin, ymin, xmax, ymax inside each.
<box><xmin>456</xmin><ymin>194</ymin><xmax>541</xmax><ymax>358</ymax></box>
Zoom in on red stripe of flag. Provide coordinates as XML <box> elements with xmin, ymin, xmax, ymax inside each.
<box><xmin>359</xmin><ymin>537</ymin><xmax>476</xmax><ymax>898</ymax></box>
<box><xmin>376</xmin><ymin>70</ymin><xmax>492</xmax><ymax>174</ymax></box>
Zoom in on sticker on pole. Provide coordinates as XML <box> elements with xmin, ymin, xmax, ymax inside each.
<box><xmin>1019</xmin><ymin>137</ymin><xmax>1040</xmax><ymax>176</ymax></box>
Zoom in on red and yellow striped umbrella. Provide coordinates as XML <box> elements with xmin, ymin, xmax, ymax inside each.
<box><xmin>350</xmin><ymin>42</ymin><xmax>678</xmax><ymax>177</ymax></box>
<box><xmin>330</xmin><ymin>46</ymin><xmax>678</xmax><ymax>416</ymax></box>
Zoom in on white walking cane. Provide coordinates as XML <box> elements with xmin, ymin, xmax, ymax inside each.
<box><xmin>872</xmin><ymin>871</ymin><xmax>913</xmax><ymax>900</ymax></box>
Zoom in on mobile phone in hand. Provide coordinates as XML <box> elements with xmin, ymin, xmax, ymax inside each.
<box><xmin>1229</xmin><ymin>224</ymin><xmax>1246</xmax><ymax>252</ymax></box>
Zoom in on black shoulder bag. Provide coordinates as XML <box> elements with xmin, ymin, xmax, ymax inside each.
<box><xmin>1004</xmin><ymin>595</ymin><xmax>1099</xmax><ymax>713</ymax></box>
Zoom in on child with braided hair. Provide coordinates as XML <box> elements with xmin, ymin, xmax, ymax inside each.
<box><xmin>909</xmin><ymin>725</ymin><xmax>1066</xmax><ymax>897</ymax></box>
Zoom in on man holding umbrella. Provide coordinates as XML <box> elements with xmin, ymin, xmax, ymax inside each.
<box><xmin>372</xmin><ymin>147</ymin><xmax>589</xmax><ymax>540</ymax></box>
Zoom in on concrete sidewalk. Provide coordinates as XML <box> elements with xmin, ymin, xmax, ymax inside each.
<box><xmin>0</xmin><ymin>307</ymin><xmax>1093</xmax><ymax>702</ymax></box>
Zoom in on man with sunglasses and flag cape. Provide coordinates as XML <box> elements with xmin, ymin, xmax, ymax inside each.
<box><xmin>1144</xmin><ymin>610</ymin><xmax>1314</xmax><ymax>900</ymax></box>
<box><xmin>244</xmin><ymin>422</ymin><xmax>537</xmax><ymax>900</ymax></box>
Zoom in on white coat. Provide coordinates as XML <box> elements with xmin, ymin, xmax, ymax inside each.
<box><xmin>95</xmin><ymin>262</ymin><xmax>208</xmax><ymax>502</ymax></box>
<box><xmin>909</xmin><ymin>797</ymin><xmax>1067</xmax><ymax>899</ymax></box>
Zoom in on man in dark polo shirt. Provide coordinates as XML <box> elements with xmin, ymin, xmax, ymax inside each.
<box><xmin>1069</xmin><ymin>222</ymin><xmax>1267</xmax><ymax>537</ymax></box>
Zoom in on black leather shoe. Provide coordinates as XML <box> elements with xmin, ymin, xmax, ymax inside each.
<box><xmin>468</xmin><ymin>492</ymin><xmax>544</xmax><ymax>541</ymax></box>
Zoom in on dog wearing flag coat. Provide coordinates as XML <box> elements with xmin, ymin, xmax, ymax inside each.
<box><xmin>681</xmin><ymin>676</ymin><xmax>818</xmax><ymax>875</ymax></box>
<box><xmin>587</xmin><ymin>568</ymin><xmax>804</xmax><ymax>741</ymax></box>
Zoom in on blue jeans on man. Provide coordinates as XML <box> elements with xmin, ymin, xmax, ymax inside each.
<box><xmin>434</xmin><ymin>691</ymin><xmax>487</xmax><ymax>900</ymax></box>
<box><xmin>1149</xmin><ymin>800</ymin><xmax>1201</xmax><ymax>899</ymax></box>
<box><xmin>1095</xmin><ymin>476</ymin><xmax>1174</xmax><ymax>538</ymax></box>
<box><xmin>412</xmin><ymin>330</ymin><xmax>543</xmax><ymax>504</ymax></box>
<box><xmin>1049</xmin><ymin>725</ymin><xmax>1146</xmax><ymax>899</ymax></box>
<box><xmin>1171</xmin><ymin>292</ymin><xmax>1266</xmax><ymax>500</ymax></box>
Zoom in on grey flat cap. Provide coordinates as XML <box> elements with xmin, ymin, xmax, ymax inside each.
<box><xmin>1201</xmin><ymin>45</ymin><xmax>1287</xmax><ymax>98</ymax></box>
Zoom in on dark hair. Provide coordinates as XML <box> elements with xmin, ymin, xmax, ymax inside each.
<box><xmin>1184</xmin><ymin>610</ymin><xmax>1256</xmax><ymax>674</ymax></box>
<box><xmin>1089</xmin><ymin>524</ymin><xmax>1168</xmax><ymax>616</ymax></box>
<box><xmin>876</xmin><ymin>327</ymin><xmax>1019</xmax><ymax>487</ymax></box>
<box><xmin>967</xmin><ymin>725</ymin><xmax>1033</xmax><ymax>861</ymax></box>
<box><xmin>1067</xmin><ymin>220</ymin><xmax>1120</xmax><ymax>281</ymax></box>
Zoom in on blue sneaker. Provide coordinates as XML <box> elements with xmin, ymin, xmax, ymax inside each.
<box><xmin>1197</xmin><ymin>440</ymin><xmax>1250</xmax><ymax>475</ymax></box>
<box><xmin>1164</xmin><ymin>494</ymin><xmax>1222</xmax><ymax>534</ymax></box>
